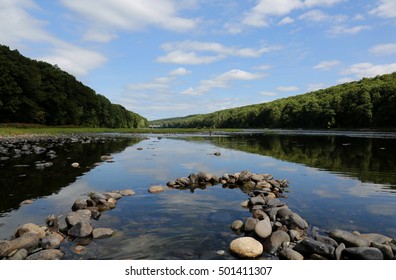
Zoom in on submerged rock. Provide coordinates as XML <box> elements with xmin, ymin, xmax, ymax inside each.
<box><xmin>148</xmin><ymin>185</ymin><xmax>165</xmax><ymax>193</ymax></box>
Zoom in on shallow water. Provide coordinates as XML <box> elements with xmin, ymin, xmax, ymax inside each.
<box><xmin>1</xmin><ymin>131</ymin><xmax>396</xmax><ymax>259</ymax></box>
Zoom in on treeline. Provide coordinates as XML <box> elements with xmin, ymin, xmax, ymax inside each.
<box><xmin>152</xmin><ymin>72</ymin><xmax>396</xmax><ymax>129</ymax></box>
<box><xmin>0</xmin><ymin>45</ymin><xmax>148</xmax><ymax>128</ymax></box>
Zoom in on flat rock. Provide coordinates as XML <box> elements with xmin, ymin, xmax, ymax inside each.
<box><xmin>26</xmin><ymin>249</ymin><xmax>64</xmax><ymax>260</ymax></box>
<box><xmin>118</xmin><ymin>189</ymin><xmax>135</xmax><ymax>196</ymax></box>
<box><xmin>329</xmin><ymin>229</ymin><xmax>370</xmax><ymax>247</ymax></box>
<box><xmin>342</xmin><ymin>247</ymin><xmax>384</xmax><ymax>260</ymax></box>
<box><xmin>66</xmin><ymin>209</ymin><xmax>92</xmax><ymax>227</ymax></box>
<box><xmin>92</xmin><ymin>228</ymin><xmax>114</xmax><ymax>239</ymax></box>
<box><xmin>279</xmin><ymin>248</ymin><xmax>304</xmax><ymax>260</ymax></box>
<box><xmin>315</xmin><ymin>235</ymin><xmax>338</xmax><ymax>248</ymax></box>
<box><xmin>148</xmin><ymin>185</ymin><xmax>165</xmax><ymax>193</ymax></box>
<box><xmin>229</xmin><ymin>237</ymin><xmax>263</xmax><ymax>258</ymax></box>
<box><xmin>15</xmin><ymin>223</ymin><xmax>46</xmax><ymax>239</ymax></box>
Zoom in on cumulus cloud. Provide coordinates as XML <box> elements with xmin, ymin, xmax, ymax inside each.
<box><xmin>370</xmin><ymin>0</ymin><xmax>396</xmax><ymax>19</ymax></box>
<box><xmin>369</xmin><ymin>44</ymin><xmax>396</xmax><ymax>56</ymax></box>
<box><xmin>313</xmin><ymin>60</ymin><xmax>341</xmax><ymax>70</ymax></box>
<box><xmin>341</xmin><ymin>63</ymin><xmax>396</xmax><ymax>78</ymax></box>
<box><xmin>181</xmin><ymin>69</ymin><xmax>265</xmax><ymax>95</ymax></box>
<box><xmin>157</xmin><ymin>40</ymin><xmax>281</xmax><ymax>65</ymax></box>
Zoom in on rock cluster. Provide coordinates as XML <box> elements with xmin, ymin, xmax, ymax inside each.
<box><xmin>0</xmin><ymin>189</ymin><xmax>135</xmax><ymax>260</ymax></box>
<box><xmin>167</xmin><ymin>170</ymin><xmax>396</xmax><ymax>260</ymax></box>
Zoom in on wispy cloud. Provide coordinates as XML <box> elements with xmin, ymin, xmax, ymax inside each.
<box><xmin>313</xmin><ymin>60</ymin><xmax>341</xmax><ymax>70</ymax></box>
<box><xmin>341</xmin><ymin>63</ymin><xmax>396</xmax><ymax>78</ymax></box>
<box><xmin>369</xmin><ymin>43</ymin><xmax>396</xmax><ymax>56</ymax></box>
<box><xmin>328</xmin><ymin>25</ymin><xmax>370</xmax><ymax>36</ymax></box>
<box><xmin>276</xmin><ymin>85</ymin><xmax>299</xmax><ymax>92</ymax></box>
<box><xmin>181</xmin><ymin>69</ymin><xmax>265</xmax><ymax>96</ymax></box>
<box><xmin>370</xmin><ymin>0</ymin><xmax>396</xmax><ymax>19</ymax></box>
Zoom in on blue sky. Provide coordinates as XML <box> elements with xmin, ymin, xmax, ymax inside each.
<box><xmin>1</xmin><ymin>0</ymin><xmax>396</xmax><ymax>120</ymax></box>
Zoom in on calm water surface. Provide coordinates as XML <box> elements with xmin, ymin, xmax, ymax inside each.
<box><xmin>1</xmin><ymin>131</ymin><xmax>396</xmax><ymax>259</ymax></box>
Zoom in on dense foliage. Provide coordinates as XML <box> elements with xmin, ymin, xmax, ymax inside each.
<box><xmin>152</xmin><ymin>72</ymin><xmax>396</xmax><ymax>129</ymax></box>
<box><xmin>0</xmin><ymin>45</ymin><xmax>147</xmax><ymax>128</ymax></box>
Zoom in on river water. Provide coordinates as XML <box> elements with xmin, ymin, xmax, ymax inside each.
<box><xmin>1</xmin><ymin>130</ymin><xmax>396</xmax><ymax>259</ymax></box>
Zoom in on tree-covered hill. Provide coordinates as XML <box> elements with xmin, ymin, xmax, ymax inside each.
<box><xmin>151</xmin><ymin>72</ymin><xmax>396</xmax><ymax>129</ymax></box>
<box><xmin>0</xmin><ymin>45</ymin><xmax>147</xmax><ymax>128</ymax></box>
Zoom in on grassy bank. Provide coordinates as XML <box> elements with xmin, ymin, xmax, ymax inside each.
<box><xmin>0</xmin><ymin>124</ymin><xmax>241</xmax><ymax>137</ymax></box>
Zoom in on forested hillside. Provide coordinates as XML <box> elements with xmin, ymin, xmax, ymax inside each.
<box><xmin>152</xmin><ymin>72</ymin><xmax>396</xmax><ymax>129</ymax></box>
<box><xmin>0</xmin><ymin>45</ymin><xmax>147</xmax><ymax>128</ymax></box>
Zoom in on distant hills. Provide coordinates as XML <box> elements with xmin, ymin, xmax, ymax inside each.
<box><xmin>0</xmin><ymin>45</ymin><xmax>147</xmax><ymax>128</ymax></box>
<box><xmin>151</xmin><ymin>72</ymin><xmax>396</xmax><ymax>129</ymax></box>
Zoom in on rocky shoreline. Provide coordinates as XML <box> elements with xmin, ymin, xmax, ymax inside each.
<box><xmin>167</xmin><ymin>171</ymin><xmax>396</xmax><ymax>260</ymax></box>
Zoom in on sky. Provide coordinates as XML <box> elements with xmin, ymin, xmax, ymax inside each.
<box><xmin>1</xmin><ymin>0</ymin><xmax>396</xmax><ymax>120</ymax></box>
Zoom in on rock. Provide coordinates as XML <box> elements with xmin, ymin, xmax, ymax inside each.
<box><xmin>342</xmin><ymin>247</ymin><xmax>384</xmax><ymax>260</ymax></box>
<box><xmin>229</xmin><ymin>237</ymin><xmax>263</xmax><ymax>258</ymax></box>
<box><xmin>255</xmin><ymin>181</ymin><xmax>272</xmax><ymax>189</ymax></box>
<box><xmin>8</xmin><ymin>248</ymin><xmax>28</xmax><ymax>260</ymax></box>
<box><xmin>370</xmin><ymin>242</ymin><xmax>394</xmax><ymax>260</ymax></box>
<box><xmin>71</xmin><ymin>198</ymin><xmax>87</xmax><ymax>211</ymax></box>
<box><xmin>238</xmin><ymin>171</ymin><xmax>252</xmax><ymax>182</ymax></box>
<box><xmin>0</xmin><ymin>233</ymin><xmax>40</xmax><ymax>257</ymax></box>
<box><xmin>214</xmin><ymin>152</ymin><xmax>221</xmax><ymax>156</ymax></box>
<box><xmin>360</xmin><ymin>233</ymin><xmax>393</xmax><ymax>244</ymax></box>
<box><xmin>289</xmin><ymin>229</ymin><xmax>304</xmax><ymax>241</ymax></box>
<box><xmin>231</xmin><ymin>220</ymin><xmax>244</xmax><ymax>231</ymax></box>
<box><xmin>100</xmin><ymin>155</ymin><xmax>113</xmax><ymax>161</ymax></box>
<box><xmin>244</xmin><ymin>218</ymin><xmax>259</xmax><ymax>232</ymax></box>
<box><xmin>251</xmin><ymin>174</ymin><xmax>264</xmax><ymax>182</ymax></box>
<box><xmin>20</xmin><ymin>199</ymin><xmax>34</xmax><ymax>205</ymax></box>
<box><xmin>252</xmin><ymin>209</ymin><xmax>268</xmax><ymax>220</ymax></box>
<box><xmin>335</xmin><ymin>243</ymin><xmax>346</xmax><ymax>260</ymax></box>
<box><xmin>41</xmin><ymin>234</ymin><xmax>61</xmax><ymax>249</ymax></box>
<box><xmin>300</xmin><ymin>238</ymin><xmax>335</xmax><ymax>258</ymax></box>
<box><xmin>89</xmin><ymin>192</ymin><xmax>107</xmax><ymax>203</ymax></box>
<box><xmin>216</xmin><ymin>250</ymin><xmax>225</xmax><ymax>256</ymax></box>
<box><xmin>119</xmin><ymin>189</ymin><xmax>135</xmax><ymax>196</ymax></box>
<box><xmin>315</xmin><ymin>235</ymin><xmax>338</xmax><ymax>248</ymax></box>
<box><xmin>277</xmin><ymin>207</ymin><xmax>292</xmax><ymax>219</ymax></box>
<box><xmin>92</xmin><ymin>228</ymin><xmax>114</xmax><ymax>239</ymax></box>
<box><xmin>15</xmin><ymin>223</ymin><xmax>46</xmax><ymax>239</ymax></box>
<box><xmin>67</xmin><ymin>222</ymin><xmax>93</xmax><ymax>238</ymax></box>
<box><xmin>105</xmin><ymin>192</ymin><xmax>123</xmax><ymax>200</ymax></box>
<box><xmin>57</xmin><ymin>215</ymin><xmax>68</xmax><ymax>232</ymax></box>
<box><xmin>266</xmin><ymin>198</ymin><xmax>285</xmax><ymax>207</ymax></box>
<box><xmin>329</xmin><ymin>229</ymin><xmax>370</xmax><ymax>247</ymax></box>
<box><xmin>264</xmin><ymin>230</ymin><xmax>290</xmax><ymax>254</ymax></box>
<box><xmin>66</xmin><ymin>209</ymin><xmax>92</xmax><ymax>227</ymax></box>
<box><xmin>279</xmin><ymin>248</ymin><xmax>304</xmax><ymax>260</ymax></box>
<box><xmin>148</xmin><ymin>185</ymin><xmax>165</xmax><ymax>193</ymax></box>
<box><xmin>255</xmin><ymin>218</ymin><xmax>273</xmax><ymax>239</ymax></box>
<box><xmin>26</xmin><ymin>249</ymin><xmax>64</xmax><ymax>260</ymax></box>
<box><xmin>249</xmin><ymin>195</ymin><xmax>266</xmax><ymax>206</ymax></box>
<box><xmin>240</xmin><ymin>200</ymin><xmax>249</xmax><ymax>208</ymax></box>
<box><xmin>73</xmin><ymin>245</ymin><xmax>86</xmax><ymax>255</ymax></box>
<box><xmin>310</xmin><ymin>253</ymin><xmax>328</xmax><ymax>260</ymax></box>
<box><xmin>71</xmin><ymin>162</ymin><xmax>79</xmax><ymax>168</ymax></box>
<box><xmin>288</xmin><ymin>213</ymin><xmax>308</xmax><ymax>229</ymax></box>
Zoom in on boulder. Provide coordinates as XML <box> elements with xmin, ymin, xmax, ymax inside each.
<box><xmin>0</xmin><ymin>233</ymin><xmax>40</xmax><ymax>257</ymax></box>
<box><xmin>26</xmin><ymin>249</ymin><xmax>64</xmax><ymax>260</ymax></box>
<box><xmin>300</xmin><ymin>238</ymin><xmax>335</xmax><ymax>258</ymax></box>
<box><xmin>229</xmin><ymin>237</ymin><xmax>263</xmax><ymax>258</ymax></box>
<box><xmin>255</xmin><ymin>219</ymin><xmax>273</xmax><ymax>239</ymax></box>
<box><xmin>67</xmin><ymin>222</ymin><xmax>93</xmax><ymax>238</ymax></box>
<box><xmin>329</xmin><ymin>229</ymin><xmax>370</xmax><ymax>247</ymax></box>
<box><xmin>342</xmin><ymin>247</ymin><xmax>384</xmax><ymax>260</ymax></box>
<box><xmin>264</xmin><ymin>230</ymin><xmax>290</xmax><ymax>254</ymax></box>
<box><xmin>66</xmin><ymin>209</ymin><xmax>92</xmax><ymax>227</ymax></box>
<box><xmin>15</xmin><ymin>223</ymin><xmax>46</xmax><ymax>239</ymax></box>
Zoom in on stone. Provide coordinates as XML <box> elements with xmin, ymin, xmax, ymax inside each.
<box><xmin>288</xmin><ymin>213</ymin><xmax>308</xmax><ymax>229</ymax></box>
<box><xmin>15</xmin><ymin>223</ymin><xmax>46</xmax><ymax>239</ymax></box>
<box><xmin>370</xmin><ymin>242</ymin><xmax>394</xmax><ymax>260</ymax></box>
<box><xmin>73</xmin><ymin>245</ymin><xmax>86</xmax><ymax>254</ymax></box>
<box><xmin>92</xmin><ymin>228</ymin><xmax>114</xmax><ymax>239</ymax></box>
<box><xmin>0</xmin><ymin>233</ymin><xmax>40</xmax><ymax>257</ymax></box>
<box><xmin>89</xmin><ymin>192</ymin><xmax>107</xmax><ymax>203</ymax></box>
<box><xmin>251</xmin><ymin>174</ymin><xmax>264</xmax><ymax>182</ymax></box>
<box><xmin>244</xmin><ymin>218</ymin><xmax>259</xmax><ymax>232</ymax></box>
<box><xmin>26</xmin><ymin>249</ymin><xmax>64</xmax><ymax>260</ymax></box>
<box><xmin>66</xmin><ymin>209</ymin><xmax>92</xmax><ymax>227</ymax></box>
<box><xmin>249</xmin><ymin>195</ymin><xmax>266</xmax><ymax>205</ymax></box>
<box><xmin>238</xmin><ymin>171</ymin><xmax>252</xmax><ymax>182</ymax></box>
<box><xmin>335</xmin><ymin>243</ymin><xmax>346</xmax><ymax>260</ymax></box>
<box><xmin>240</xmin><ymin>200</ymin><xmax>249</xmax><ymax>208</ymax></box>
<box><xmin>256</xmin><ymin>181</ymin><xmax>272</xmax><ymax>189</ymax></box>
<box><xmin>342</xmin><ymin>247</ymin><xmax>384</xmax><ymax>260</ymax></box>
<box><xmin>329</xmin><ymin>229</ymin><xmax>370</xmax><ymax>247</ymax></box>
<box><xmin>315</xmin><ymin>235</ymin><xmax>338</xmax><ymax>248</ymax></box>
<box><xmin>264</xmin><ymin>230</ymin><xmax>290</xmax><ymax>254</ymax></box>
<box><xmin>266</xmin><ymin>198</ymin><xmax>285</xmax><ymax>207</ymax></box>
<box><xmin>300</xmin><ymin>238</ymin><xmax>335</xmax><ymax>258</ymax></box>
<box><xmin>71</xmin><ymin>198</ymin><xmax>87</xmax><ymax>211</ymax></box>
<box><xmin>279</xmin><ymin>248</ymin><xmax>304</xmax><ymax>260</ymax></box>
<box><xmin>67</xmin><ymin>222</ymin><xmax>93</xmax><ymax>238</ymax></box>
<box><xmin>229</xmin><ymin>237</ymin><xmax>263</xmax><ymax>258</ymax></box>
<box><xmin>8</xmin><ymin>248</ymin><xmax>28</xmax><ymax>260</ymax></box>
<box><xmin>360</xmin><ymin>233</ymin><xmax>393</xmax><ymax>244</ymax></box>
<box><xmin>276</xmin><ymin>207</ymin><xmax>292</xmax><ymax>219</ymax></box>
<box><xmin>71</xmin><ymin>162</ymin><xmax>79</xmax><ymax>168</ymax></box>
<box><xmin>105</xmin><ymin>192</ymin><xmax>123</xmax><ymax>200</ymax></box>
<box><xmin>148</xmin><ymin>185</ymin><xmax>165</xmax><ymax>193</ymax></box>
<box><xmin>119</xmin><ymin>189</ymin><xmax>135</xmax><ymax>196</ymax></box>
<box><xmin>216</xmin><ymin>250</ymin><xmax>225</xmax><ymax>256</ymax></box>
<box><xmin>252</xmin><ymin>209</ymin><xmax>267</xmax><ymax>220</ymax></box>
<box><xmin>41</xmin><ymin>234</ymin><xmax>61</xmax><ymax>249</ymax></box>
<box><xmin>20</xmin><ymin>199</ymin><xmax>33</xmax><ymax>205</ymax></box>
<box><xmin>289</xmin><ymin>229</ymin><xmax>304</xmax><ymax>241</ymax></box>
<box><xmin>255</xmin><ymin>218</ymin><xmax>273</xmax><ymax>239</ymax></box>
<box><xmin>231</xmin><ymin>220</ymin><xmax>244</xmax><ymax>231</ymax></box>
<box><xmin>100</xmin><ymin>155</ymin><xmax>113</xmax><ymax>161</ymax></box>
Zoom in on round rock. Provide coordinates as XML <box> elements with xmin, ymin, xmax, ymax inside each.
<box><xmin>231</xmin><ymin>220</ymin><xmax>244</xmax><ymax>231</ymax></box>
<box><xmin>229</xmin><ymin>237</ymin><xmax>263</xmax><ymax>258</ymax></box>
<box><xmin>15</xmin><ymin>223</ymin><xmax>46</xmax><ymax>239</ymax></box>
<box><xmin>148</xmin><ymin>185</ymin><xmax>165</xmax><ymax>193</ymax></box>
<box><xmin>255</xmin><ymin>219</ymin><xmax>272</xmax><ymax>239</ymax></box>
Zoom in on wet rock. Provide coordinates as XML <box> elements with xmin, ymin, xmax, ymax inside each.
<box><xmin>370</xmin><ymin>242</ymin><xmax>394</xmax><ymax>260</ymax></box>
<box><xmin>0</xmin><ymin>233</ymin><xmax>40</xmax><ymax>257</ymax></box>
<box><xmin>26</xmin><ymin>249</ymin><xmax>64</xmax><ymax>260</ymax></box>
<box><xmin>41</xmin><ymin>234</ymin><xmax>61</xmax><ymax>249</ymax></box>
<box><xmin>71</xmin><ymin>198</ymin><xmax>87</xmax><ymax>211</ymax></box>
<box><xmin>104</xmin><ymin>192</ymin><xmax>123</xmax><ymax>200</ymax></box>
<box><xmin>148</xmin><ymin>185</ymin><xmax>165</xmax><ymax>193</ymax></box>
<box><xmin>276</xmin><ymin>207</ymin><xmax>292</xmax><ymax>219</ymax></box>
<box><xmin>249</xmin><ymin>195</ymin><xmax>266</xmax><ymax>206</ymax></box>
<box><xmin>342</xmin><ymin>247</ymin><xmax>383</xmax><ymax>260</ymax></box>
<box><xmin>92</xmin><ymin>228</ymin><xmax>114</xmax><ymax>239</ymax></box>
<box><xmin>289</xmin><ymin>229</ymin><xmax>304</xmax><ymax>241</ymax></box>
<box><xmin>15</xmin><ymin>223</ymin><xmax>46</xmax><ymax>239</ymax></box>
<box><xmin>240</xmin><ymin>200</ymin><xmax>249</xmax><ymax>208</ymax></box>
<box><xmin>279</xmin><ymin>248</ymin><xmax>304</xmax><ymax>260</ymax></box>
<box><xmin>118</xmin><ymin>189</ymin><xmax>135</xmax><ymax>196</ymax></box>
<box><xmin>300</xmin><ymin>238</ymin><xmax>335</xmax><ymax>258</ymax></box>
<box><xmin>255</xmin><ymin>181</ymin><xmax>272</xmax><ymax>189</ymax></box>
<box><xmin>266</xmin><ymin>198</ymin><xmax>285</xmax><ymax>207</ymax></box>
<box><xmin>335</xmin><ymin>243</ymin><xmax>346</xmax><ymax>260</ymax></box>
<box><xmin>71</xmin><ymin>162</ymin><xmax>80</xmax><ymax>168</ymax></box>
<box><xmin>315</xmin><ymin>235</ymin><xmax>338</xmax><ymax>248</ymax></box>
<box><xmin>89</xmin><ymin>192</ymin><xmax>107</xmax><ymax>203</ymax></box>
<box><xmin>67</xmin><ymin>222</ymin><xmax>93</xmax><ymax>238</ymax></box>
<box><xmin>231</xmin><ymin>220</ymin><xmax>244</xmax><ymax>231</ymax></box>
<box><xmin>230</xmin><ymin>237</ymin><xmax>263</xmax><ymax>258</ymax></box>
<box><xmin>66</xmin><ymin>209</ymin><xmax>92</xmax><ymax>227</ymax></box>
<box><xmin>238</xmin><ymin>171</ymin><xmax>252</xmax><ymax>182</ymax></box>
<box><xmin>360</xmin><ymin>233</ymin><xmax>393</xmax><ymax>244</ymax></box>
<box><xmin>264</xmin><ymin>230</ymin><xmax>290</xmax><ymax>254</ymax></box>
<box><xmin>244</xmin><ymin>217</ymin><xmax>259</xmax><ymax>232</ymax></box>
<box><xmin>329</xmin><ymin>229</ymin><xmax>370</xmax><ymax>247</ymax></box>
<box><xmin>255</xmin><ymin>218</ymin><xmax>273</xmax><ymax>239</ymax></box>
<box><xmin>288</xmin><ymin>213</ymin><xmax>308</xmax><ymax>229</ymax></box>
<box><xmin>8</xmin><ymin>248</ymin><xmax>28</xmax><ymax>260</ymax></box>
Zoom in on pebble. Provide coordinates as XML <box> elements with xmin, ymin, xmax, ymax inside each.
<box><xmin>231</xmin><ymin>220</ymin><xmax>244</xmax><ymax>231</ymax></box>
<box><xmin>244</xmin><ymin>217</ymin><xmax>259</xmax><ymax>232</ymax></box>
<box><xmin>229</xmin><ymin>237</ymin><xmax>263</xmax><ymax>258</ymax></box>
<box><xmin>71</xmin><ymin>162</ymin><xmax>80</xmax><ymax>168</ymax></box>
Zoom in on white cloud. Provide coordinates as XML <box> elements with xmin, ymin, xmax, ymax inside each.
<box><xmin>278</xmin><ymin>17</ymin><xmax>295</xmax><ymax>25</ymax></box>
<box><xmin>307</xmin><ymin>83</ymin><xmax>326</xmax><ymax>91</ymax></box>
<box><xmin>276</xmin><ymin>86</ymin><xmax>299</xmax><ymax>91</ymax></box>
<box><xmin>313</xmin><ymin>60</ymin><xmax>341</xmax><ymax>70</ymax></box>
<box><xmin>181</xmin><ymin>69</ymin><xmax>265</xmax><ymax>95</ymax></box>
<box><xmin>328</xmin><ymin>25</ymin><xmax>370</xmax><ymax>35</ymax></box>
<box><xmin>337</xmin><ymin>77</ymin><xmax>355</xmax><ymax>84</ymax></box>
<box><xmin>253</xmin><ymin>64</ymin><xmax>272</xmax><ymax>70</ymax></box>
<box><xmin>258</xmin><ymin>91</ymin><xmax>278</xmax><ymax>96</ymax></box>
<box><xmin>128</xmin><ymin>77</ymin><xmax>174</xmax><ymax>91</ymax></box>
<box><xmin>369</xmin><ymin>44</ymin><xmax>396</xmax><ymax>56</ymax></box>
<box><xmin>60</xmin><ymin>0</ymin><xmax>197</xmax><ymax>36</ymax></box>
<box><xmin>157</xmin><ymin>40</ymin><xmax>281</xmax><ymax>64</ymax></box>
<box><xmin>299</xmin><ymin>9</ymin><xmax>330</xmax><ymax>22</ymax></box>
<box><xmin>341</xmin><ymin>63</ymin><xmax>396</xmax><ymax>78</ymax></box>
<box><xmin>169</xmin><ymin>67</ymin><xmax>191</xmax><ymax>76</ymax></box>
<box><xmin>370</xmin><ymin>0</ymin><xmax>396</xmax><ymax>19</ymax></box>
